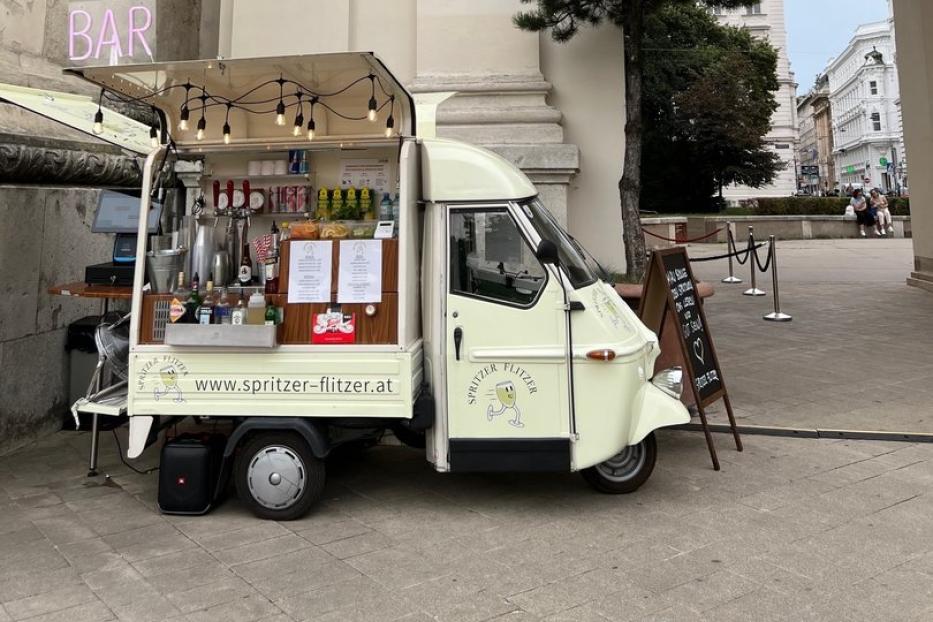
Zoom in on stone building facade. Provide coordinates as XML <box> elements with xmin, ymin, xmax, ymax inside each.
<box><xmin>796</xmin><ymin>73</ymin><xmax>835</xmax><ymax>195</ymax></box>
<box><xmin>712</xmin><ymin>0</ymin><xmax>798</xmax><ymax>200</ymax></box>
<box><xmin>825</xmin><ymin>17</ymin><xmax>906</xmax><ymax>194</ymax></box>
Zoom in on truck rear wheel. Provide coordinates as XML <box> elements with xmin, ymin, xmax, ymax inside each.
<box><xmin>234</xmin><ymin>431</ymin><xmax>325</xmax><ymax>520</ymax></box>
<box><xmin>582</xmin><ymin>432</ymin><xmax>657</xmax><ymax>494</ymax></box>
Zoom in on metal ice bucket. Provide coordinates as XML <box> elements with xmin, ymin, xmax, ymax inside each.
<box><xmin>146</xmin><ymin>248</ymin><xmax>188</xmax><ymax>293</ymax></box>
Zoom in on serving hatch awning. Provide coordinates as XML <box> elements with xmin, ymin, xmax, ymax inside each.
<box><xmin>65</xmin><ymin>52</ymin><xmax>415</xmax><ymax>149</ymax></box>
<box><xmin>0</xmin><ymin>82</ymin><xmax>153</xmax><ymax>155</ymax></box>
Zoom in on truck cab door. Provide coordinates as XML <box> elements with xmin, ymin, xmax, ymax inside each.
<box><xmin>444</xmin><ymin>203</ymin><xmax>571</xmax><ymax>472</ymax></box>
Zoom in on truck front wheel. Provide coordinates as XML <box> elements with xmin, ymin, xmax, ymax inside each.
<box><xmin>582</xmin><ymin>432</ymin><xmax>657</xmax><ymax>494</ymax></box>
<box><xmin>234</xmin><ymin>431</ymin><xmax>325</xmax><ymax>520</ymax></box>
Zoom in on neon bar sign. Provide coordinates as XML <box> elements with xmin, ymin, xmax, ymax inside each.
<box><xmin>68</xmin><ymin>1</ymin><xmax>156</xmax><ymax>64</ymax></box>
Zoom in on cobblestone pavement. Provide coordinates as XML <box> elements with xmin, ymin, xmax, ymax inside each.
<box><xmin>1</xmin><ymin>427</ymin><xmax>932</xmax><ymax>622</ymax></box>
<box><xmin>688</xmin><ymin>238</ymin><xmax>933</xmax><ymax>434</ymax></box>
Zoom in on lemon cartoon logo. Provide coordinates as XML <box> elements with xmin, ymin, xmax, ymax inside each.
<box><xmin>154</xmin><ymin>364</ymin><xmax>185</xmax><ymax>403</ymax></box>
<box><xmin>486</xmin><ymin>380</ymin><xmax>524</xmax><ymax>428</ymax></box>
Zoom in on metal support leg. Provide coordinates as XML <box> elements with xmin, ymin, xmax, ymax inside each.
<box><xmin>743</xmin><ymin>226</ymin><xmax>766</xmax><ymax>296</ymax></box>
<box><xmin>764</xmin><ymin>235</ymin><xmax>792</xmax><ymax>322</ymax></box>
<box><xmin>87</xmin><ymin>413</ymin><xmax>100</xmax><ymax>477</ymax></box>
<box><xmin>722</xmin><ymin>222</ymin><xmax>742</xmax><ymax>283</ymax></box>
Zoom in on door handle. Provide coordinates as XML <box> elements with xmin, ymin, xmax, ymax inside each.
<box><xmin>453</xmin><ymin>327</ymin><xmax>463</xmax><ymax>361</ymax></box>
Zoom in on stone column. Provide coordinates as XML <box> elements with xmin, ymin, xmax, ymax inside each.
<box><xmin>410</xmin><ymin>0</ymin><xmax>578</xmax><ymax>225</ymax></box>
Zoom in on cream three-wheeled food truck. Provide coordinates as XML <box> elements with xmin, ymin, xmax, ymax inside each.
<box><xmin>62</xmin><ymin>53</ymin><xmax>688</xmax><ymax>519</ymax></box>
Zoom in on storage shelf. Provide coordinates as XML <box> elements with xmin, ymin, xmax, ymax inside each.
<box><xmin>204</xmin><ymin>174</ymin><xmax>311</xmax><ymax>184</ymax></box>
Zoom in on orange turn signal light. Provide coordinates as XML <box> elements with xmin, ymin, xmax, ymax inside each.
<box><xmin>586</xmin><ymin>349</ymin><xmax>616</xmax><ymax>361</ymax></box>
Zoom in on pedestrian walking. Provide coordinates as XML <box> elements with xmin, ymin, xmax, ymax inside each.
<box><xmin>850</xmin><ymin>189</ymin><xmax>873</xmax><ymax>237</ymax></box>
<box><xmin>870</xmin><ymin>189</ymin><xmax>894</xmax><ymax>236</ymax></box>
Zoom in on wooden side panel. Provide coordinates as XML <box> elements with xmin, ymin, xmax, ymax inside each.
<box><xmin>270</xmin><ymin>293</ymin><xmax>398</xmax><ymax>345</ymax></box>
<box><xmin>140</xmin><ymin>294</ymin><xmax>173</xmax><ymax>344</ymax></box>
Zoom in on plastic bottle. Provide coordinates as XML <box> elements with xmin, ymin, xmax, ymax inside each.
<box><xmin>391</xmin><ymin>193</ymin><xmax>400</xmax><ymax>232</ymax></box>
<box><xmin>379</xmin><ymin>192</ymin><xmax>393</xmax><ymax>221</ymax></box>
<box><xmin>247</xmin><ymin>292</ymin><xmax>266</xmax><ymax>325</ymax></box>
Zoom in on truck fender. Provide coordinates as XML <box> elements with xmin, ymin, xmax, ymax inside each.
<box><xmin>213</xmin><ymin>418</ymin><xmax>330</xmax><ymax>501</ymax></box>
<box><xmin>628</xmin><ymin>383</ymin><xmax>691</xmax><ymax>445</ymax></box>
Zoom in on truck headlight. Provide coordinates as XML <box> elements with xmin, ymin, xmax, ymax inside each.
<box><xmin>651</xmin><ymin>367</ymin><xmax>683</xmax><ymax>399</ymax></box>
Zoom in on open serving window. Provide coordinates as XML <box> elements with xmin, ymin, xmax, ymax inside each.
<box><xmin>64</xmin><ymin>53</ymin><xmax>418</xmax><ymax>351</ymax></box>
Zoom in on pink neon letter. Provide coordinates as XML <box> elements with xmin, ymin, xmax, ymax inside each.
<box><xmin>128</xmin><ymin>6</ymin><xmax>154</xmax><ymax>58</ymax></box>
<box><xmin>68</xmin><ymin>10</ymin><xmax>93</xmax><ymax>61</ymax></box>
<box><xmin>94</xmin><ymin>9</ymin><xmax>124</xmax><ymax>60</ymax></box>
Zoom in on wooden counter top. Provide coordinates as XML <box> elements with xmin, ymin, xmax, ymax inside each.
<box><xmin>48</xmin><ymin>282</ymin><xmax>134</xmax><ymax>300</ymax></box>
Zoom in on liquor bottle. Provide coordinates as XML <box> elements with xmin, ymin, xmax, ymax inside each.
<box><xmin>231</xmin><ymin>299</ymin><xmax>247</xmax><ymax>325</ymax></box>
<box><xmin>264</xmin><ymin>302</ymin><xmax>277</xmax><ymax>326</ymax></box>
<box><xmin>197</xmin><ymin>278</ymin><xmax>215</xmax><ymax>325</ymax></box>
<box><xmin>214</xmin><ymin>288</ymin><xmax>231</xmax><ymax>324</ymax></box>
<box><xmin>169</xmin><ymin>271</ymin><xmax>189</xmax><ymax>324</ymax></box>
<box><xmin>264</xmin><ymin>223</ymin><xmax>280</xmax><ymax>295</ymax></box>
<box><xmin>238</xmin><ymin>237</ymin><xmax>253</xmax><ymax>286</ymax></box>
<box><xmin>185</xmin><ymin>273</ymin><xmax>203</xmax><ymax>323</ymax></box>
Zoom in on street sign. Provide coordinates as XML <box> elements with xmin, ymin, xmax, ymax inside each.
<box><xmin>880</xmin><ymin>157</ymin><xmax>889</xmax><ymax>166</ymax></box>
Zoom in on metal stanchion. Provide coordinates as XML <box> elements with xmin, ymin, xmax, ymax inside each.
<box><xmin>763</xmin><ymin>235</ymin><xmax>792</xmax><ymax>322</ymax></box>
<box><xmin>743</xmin><ymin>226</ymin><xmax>766</xmax><ymax>296</ymax></box>
<box><xmin>721</xmin><ymin>222</ymin><xmax>742</xmax><ymax>283</ymax></box>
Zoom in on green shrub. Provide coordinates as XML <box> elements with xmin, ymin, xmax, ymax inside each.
<box><xmin>755</xmin><ymin>196</ymin><xmax>910</xmax><ymax>216</ymax></box>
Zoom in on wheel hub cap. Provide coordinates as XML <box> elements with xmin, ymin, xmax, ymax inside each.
<box><xmin>247</xmin><ymin>446</ymin><xmax>306</xmax><ymax>510</ymax></box>
<box><xmin>596</xmin><ymin>443</ymin><xmax>646</xmax><ymax>483</ymax></box>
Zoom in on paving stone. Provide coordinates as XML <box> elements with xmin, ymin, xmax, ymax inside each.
<box><xmin>213</xmin><ymin>533</ymin><xmax>314</xmax><ymax>566</ymax></box>
<box><xmin>19</xmin><ymin>600</ymin><xmax>115</xmax><ymax>622</ymax></box>
<box><xmin>2</xmin><ymin>583</ymin><xmax>98</xmax><ymax>620</ymax></box>
<box><xmin>184</xmin><ymin>593</ymin><xmax>282</xmax><ymax>622</ymax></box>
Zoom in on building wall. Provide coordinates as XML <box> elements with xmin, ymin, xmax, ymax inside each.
<box><xmin>826</xmin><ymin>19</ymin><xmax>905</xmax><ymax>193</ymax></box>
<box><xmin>892</xmin><ymin>0</ymin><xmax>933</xmax><ymax>290</ymax></box>
<box><xmin>713</xmin><ymin>0</ymin><xmax>798</xmax><ymax>200</ymax></box>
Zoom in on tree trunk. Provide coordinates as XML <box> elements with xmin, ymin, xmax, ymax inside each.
<box><xmin>620</xmin><ymin>4</ymin><xmax>647</xmax><ymax>282</ymax></box>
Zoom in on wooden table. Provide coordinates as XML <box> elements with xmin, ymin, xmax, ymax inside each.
<box><xmin>49</xmin><ymin>282</ymin><xmax>133</xmax><ymax>315</ymax></box>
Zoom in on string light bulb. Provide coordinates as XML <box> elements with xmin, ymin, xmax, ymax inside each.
<box><xmin>149</xmin><ymin>125</ymin><xmax>159</xmax><ymax>148</ymax></box>
<box><xmin>293</xmin><ymin>93</ymin><xmax>304</xmax><ymax>137</ymax></box>
<box><xmin>196</xmin><ymin>95</ymin><xmax>207</xmax><ymax>140</ymax></box>
<box><xmin>307</xmin><ymin>97</ymin><xmax>317</xmax><ymax>141</ymax></box>
<box><xmin>92</xmin><ymin>89</ymin><xmax>104</xmax><ymax>134</ymax></box>
<box><xmin>223</xmin><ymin>104</ymin><xmax>232</xmax><ymax>144</ymax></box>
<box><xmin>275</xmin><ymin>77</ymin><xmax>286</xmax><ymax>126</ymax></box>
<box><xmin>385</xmin><ymin>96</ymin><xmax>395</xmax><ymax>137</ymax></box>
<box><xmin>179</xmin><ymin>82</ymin><xmax>192</xmax><ymax>131</ymax></box>
<box><xmin>367</xmin><ymin>75</ymin><xmax>377</xmax><ymax>122</ymax></box>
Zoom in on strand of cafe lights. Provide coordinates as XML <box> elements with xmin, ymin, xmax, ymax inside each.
<box><xmin>91</xmin><ymin>73</ymin><xmax>397</xmax><ymax>148</ymax></box>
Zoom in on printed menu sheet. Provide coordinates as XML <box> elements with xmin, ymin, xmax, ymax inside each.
<box><xmin>337</xmin><ymin>240</ymin><xmax>382</xmax><ymax>303</ymax></box>
<box><xmin>339</xmin><ymin>159</ymin><xmax>390</xmax><ymax>195</ymax></box>
<box><xmin>288</xmin><ymin>240</ymin><xmax>332</xmax><ymax>303</ymax></box>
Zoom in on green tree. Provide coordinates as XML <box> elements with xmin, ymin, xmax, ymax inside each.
<box><xmin>515</xmin><ymin>0</ymin><xmax>757</xmax><ymax>281</ymax></box>
<box><xmin>642</xmin><ymin>4</ymin><xmax>782</xmax><ymax>212</ymax></box>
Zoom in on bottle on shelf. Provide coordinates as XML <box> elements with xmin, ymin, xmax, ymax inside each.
<box><xmin>197</xmin><ymin>277</ymin><xmax>215</xmax><ymax>325</ymax></box>
<box><xmin>169</xmin><ymin>270</ymin><xmax>189</xmax><ymax>324</ymax></box>
<box><xmin>247</xmin><ymin>292</ymin><xmax>266</xmax><ymax>325</ymax></box>
<box><xmin>265</xmin><ymin>222</ymin><xmax>280</xmax><ymax>295</ymax></box>
<box><xmin>238</xmin><ymin>236</ymin><xmax>253</xmax><ymax>286</ymax></box>
<box><xmin>392</xmin><ymin>193</ymin><xmax>401</xmax><ymax>235</ymax></box>
<box><xmin>379</xmin><ymin>192</ymin><xmax>393</xmax><ymax>221</ymax></box>
<box><xmin>215</xmin><ymin>287</ymin><xmax>231</xmax><ymax>324</ymax></box>
<box><xmin>361</xmin><ymin>187</ymin><xmax>374</xmax><ymax>220</ymax></box>
<box><xmin>185</xmin><ymin>272</ymin><xmax>203</xmax><ymax>323</ymax></box>
<box><xmin>317</xmin><ymin>187</ymin><xmax>330</xmax><ymax>220</ymax></box>
<box><xmin>231</xmin><ymin>298</ymin><xmax>247</xmax><ymax>325</ymax></box>
<box><xmin>264</xmin><ymin>302</ymin><xmax>277</xmax><ymax>326</ymax></box>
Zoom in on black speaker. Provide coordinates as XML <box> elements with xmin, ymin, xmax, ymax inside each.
<box><xmin>158</xmin><ymin>434</ymin><xmax>226</xmax><ymax>515</ymax></box>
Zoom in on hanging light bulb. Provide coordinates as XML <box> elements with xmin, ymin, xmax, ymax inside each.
<box><xmin>223</xmin><ymin>122</ymin><xmax>231</xmax><ymax>144</ymax></box>
<box><xmin>92</xmin><ymin>107</ymin><xmax>104</xmax><ymax>135</ymax></box>
<box><xmin>179</xmin><ymin>82</ymin><xmax>192</xmax><ymax>131</ymax></box>
<box><xmin>385</xmin><ymin>114</ymin><xmax>394</xmax><ymax>138</ymax></box>
<box><xmin>293</xmin><ymin>94</ymin><xmax>304</xmax><ymax>137</ymax></box>
<box><xmin>306</xmin><ymin>98</ymin><xmax>317</xmax><ymax>141</ymax></box>
<box><xmin>367</xmin><ymin>74</ymin><xmax>377</xmax><ymax>122</ymax></box>
<box><xmin>196</xmin><ymin>116</ymin><xmax>206</xmax><ymax>141</ymax></box>
<box><xmin>149</xmin><ymin>125</ymin><xmax>159</xmax><ymax>148</ymax></box>
<box><xmin>275</xmin><ymin>77</ymin><xmax>286</xmax><ymax>126</ymax></box>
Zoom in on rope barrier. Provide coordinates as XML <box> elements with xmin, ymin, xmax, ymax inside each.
<box><xmin>689</xmin><ymin>242</ymin><xmax>767</xmax><ymax>262</ymax></box>
<box><xmin>727</xmin><ymin>228</ymin><xmax>753</xmax><ymax>266</ymax></box>
<box><xmin>643</xmin><ymin>226</ymin><xmax>725</xmax><ymax>243</ymax></box>
<box><xmin>752</xmin><ymin>240</ymin><xmax>774</xmax><ymax>273</ymax></box>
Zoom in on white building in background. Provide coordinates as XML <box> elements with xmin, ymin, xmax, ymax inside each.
<box><xmin>825</xmin><ymin>13</ymin><xmax>906</xmax><ymax>193</ymax></box>
<box><xmin>712</xmin><ymin>0</ymin><xmax>798</xmax><ymax>200</ymax></box>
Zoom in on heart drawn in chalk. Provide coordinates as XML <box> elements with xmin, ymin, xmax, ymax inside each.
<box><xmin>692</xmin><ymin>338</ymin><xmax>705</xmax><ymax>364</ymax></box>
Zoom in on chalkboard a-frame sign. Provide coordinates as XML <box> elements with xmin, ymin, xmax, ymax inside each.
<box><xmin>638</xmin><ymin>247</ymin><xmax>742</xmax><ymax>470</ymax></box>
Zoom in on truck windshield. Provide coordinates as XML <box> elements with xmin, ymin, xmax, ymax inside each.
<box><xmin>518</xmin><ymin>198</ymin><xmax>597</xmax><ymax>288</ymax></box>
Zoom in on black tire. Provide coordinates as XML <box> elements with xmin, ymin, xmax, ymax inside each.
<box><xmin>233</xmin><ymin>431</ymin><xmax>325</xmax><ymax>520</ymax></box>
<box><xmin>390</xmin><ymin>424</ymin><xmax>427</xmax><ymax>449</ymax></box>
<box><xmin>582</xmin><ymin>432</ymin><xmax>657</xmax><ymax>494</ymax></box>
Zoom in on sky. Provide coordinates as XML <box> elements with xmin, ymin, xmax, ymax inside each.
<box><xmin>785</xmin><ymin>0</ymin><xmax>890</xmax><ymax>90</ymax></box>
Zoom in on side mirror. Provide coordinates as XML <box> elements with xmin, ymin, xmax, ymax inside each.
<box><xmin>535</xmin><ymin>239</ymin><xmax>559</xmax><ymax>265</ymax></box>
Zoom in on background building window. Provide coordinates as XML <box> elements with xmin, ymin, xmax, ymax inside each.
<box><xmin>869</xmin><ymin>81</ymin><xmax>878</xmax><ymax>95</ymax></box>
<box><xmin>746</xmin><ymin>3</ymin><xmax>762</xmax><ymax>15</ymax></box>
<box><xmin>871</xmin><ymin>112</ymin><xmax>882</xmax><ymax>131</ymax></box>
